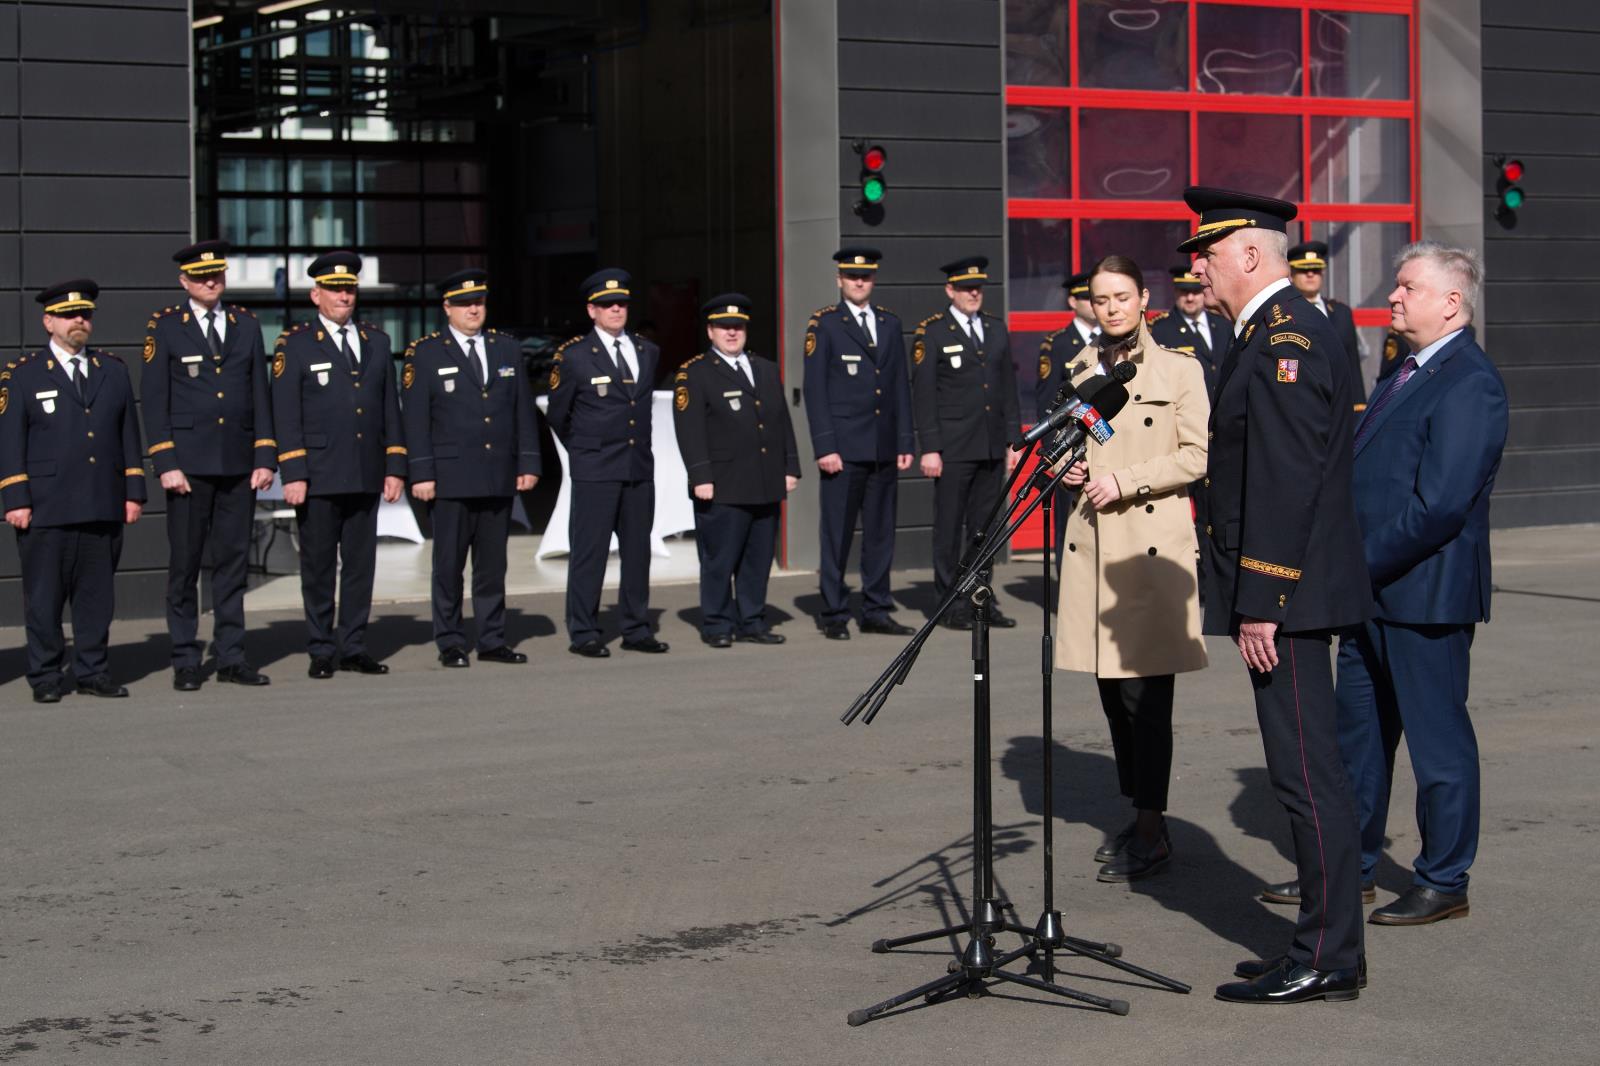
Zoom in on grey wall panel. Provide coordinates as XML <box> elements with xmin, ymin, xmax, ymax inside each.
<box><xmin>1482</xmin><ymin>323</ymin><xmax>1600</xmax><ymax>364</ymax></box>
<box><xmin>22</xmin><ymin>234</ymin><xmax>192</xmax><ymax>288</ymax></box>
<box><xmin>1508</xmin><ymin>405</ymin><xmax>1600</xmax><ymax>449</ymax></box>
<box><xmin>20</xmin><ymin>175</ymin><xmax>189</xmax><ymax>233</ymax></box>
<box><xmin>842</xmin><ymin>0</ymin><xmax>1001</xmax><ymax>45</ymax></box>
<box><xmin>0</xmin><ymin>119</ymin><xmax>16</xmax><ymax>173</ymax></box>
<box><xmin>1481</xmin><ymin>71</ymin><xmax>1600</xmax><ymax>116</ymax></box>
<box><xmin>1481</xmin><ymin>280</ymin><xmax>1600</xmax><ymax>323</ymax></box>
<box><xmin>1482</xmin><ymin>112</ymin><xmax>1600</xmax><ymax>155</ymax></box>
<box><xmin>1483</xmin><ymin>238</ymin><xmax>1600</xmax><ymax>280</ymax></box>
<box><xmin>839</xmin><ymin>41</ymin><xmax>1002</xmax><ymax>93</ymax></box>
<box><xmin>0</xmin><ymin>234</ymin><xmax>15</xmax><ymax>289</ymax></box>
<box><xmin>1485</xmin><ymin>26</ymin><xmax>1598</xmax><ymax>70</ymax></box>
<box><xmin>1483</xmin><ymin>0</ymin><xmax>1600</xmax><ymax>32</ymax></box>
<box><xmin>20</xmin><ymin>4</ymin><xmax>188</xmax><ymax>65</ymax></box>
<box><xmin>0</xmin><ymin>59</ymin><xmax>13</xmax><ymax>118</ymax></box>
<box><xmin>840</xmin><ymin>89</ymin><xmax>1001</xmax><ymax>140</ymax></box>
<box><xmin>22</xmin><ymin>119</ymin><xmax>191</xmax><ymax>177</ymax></box>
<box><xmin>0</xmin><ymin>176</ymin><xmax>15</xmax><ymax>230</ymax></box>
<box><xmin>1489</xmin><ymin>488</ymin><xmax>1600</xmax><ymax>528</ymax></box>
<box><xmin>0</xmin><ymin>8</ymin><xmax>15</xmax><ymax>60</ymax></box>
<box><xmin>1495</xmin><ymin>447</ymin><xmax>1600</xmax><ymax>493</ymax></box>
<box><xmin>1498</xmin><ymin>365</ymin><xmax>1600</xmax><ymax>408</ymax></box>
<box><xmin>21</xmin><ymin>63</ymin><xmax>188</xmax><ymax>121</ymax></box>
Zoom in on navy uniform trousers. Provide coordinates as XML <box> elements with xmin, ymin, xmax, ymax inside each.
<box><xmin>817</xmin><ymin>459</ymin><xmax>897</xmax><ymax>625</ymax></box>
<box><xmin>1336</xmin><ymin>620</ymin><xmax>1478</xmax><ymax>894</ymax></box>
<box><xmin>18</xmin><ymin>522</ymin><xmax>122</xmax><ymax>689</ymax></box>
<box><xmin>431</xmin><ymin>496</ymin><xmax>512</xmax><ymax>653</ymax></box>
<box><xmin>566</xmin><ymin>479</ymin><xmax>654</xmax><ymax>645</ymax></box>
<box><xmin>932</xmin><ymin>457</ymin><xmax>1003</xmax><ymax>599</ymax></box>
<box><xmin>1252</xmin><ymin>630</ymin><xmax>1365</xmax><ymax>972</ymax></box>
<box><xmin>694</xmin><ymin>500</ymin><xmax>780</xmax><ymax>636</ymax></box>
<box><xmin>166</xmin><ymin>473</ymin><xmax>255</xmax><ymax>669</ymax></box>
<box><xmin>295</xmin><ymin>493</ymin><xmax>379</xmax><ymax>660</ymax></box>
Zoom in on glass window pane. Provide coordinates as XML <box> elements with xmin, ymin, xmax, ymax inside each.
<box><xmin>358</xmin><ymin>200</ymin><xmax>422</xmax><ymax>246</ymax></box>
<box><xmin>1007</xmin><ymin>107</ymin><xmax>1071</xmax><ymax>199</ymax></box>
<box><xmin>1080</xmin><ymin>109</ymin><xmax>1187</xmax><ymax>200</ymax></box>
<box><xmin>424</xmin><ymin>200</ymin><xmax>486</xmax><ymax>246</ymax></box>
<box><xmin>1197</xmin><ymin>3</ymin><xmax>1302</xmax><ymax>96</ymax></box>
<box><xmin>1309</xmin><ymin>221</ymin><xmax>1411</xmax><ymax>308</ymax></box>
<box><xmin>1078</xmin><ymin>219</ymin><xmax>1192</xmax><ymax>310</ymax></box>
<box><xmin>1311</xmin><ymin>12</ymin><xmax>1408</xmax><ymax>100</ymax></box>
<box><xmin>1008</xmin><ymin>218</ymin><xmax>1072</xmax><ymax>312</ymax></box>
<box><xmin>1079</xmin><ymin>0</ymin><xmax>1187</xmax><ymax>91</ymax></box>
<box><xmin>1309</xmin><ymin>116</ymin><xmax>1409</xmax><ymax>204</ymax></box>
<box><xmin>358</xmin><ymin>159</ymin><xmax>420</xmax><ymax>194</ymax></box>
<box><xmin>289</xmin><ymin>198</ymin><xmax>357</xmax><ymax>246</ymax></box>
<box><xmin>1006</xmin><ymin>0</ymin><xmax>1069</xmax><ymax>86</ymax></box>
<box><xmin>217</xmin><ymin>157</ymin><xmax>282</xmax><ymax>193</ymax></box>
<box><xmin>288</xmin><ymin>158</ymin><xmax>354</xmax><ymax>194</ymax></box>
<box><xmin>424</xmin><ymin>159</ymin><xmax>482</xmax><ymax>195</ymax></box>
<box><xmin>218</xmin><ymin>198</ymin><xmax>283</xmax><ymax>246</ymax></box>
<box><xmin>1198</xmin><ymin>113</ymin><xmax>1301</xmax><ymax>201</ymax></box>
<box><xmin>367</xmin><ymin>253</ymin><xmax>425</xmax><ymax>289</ymax></box>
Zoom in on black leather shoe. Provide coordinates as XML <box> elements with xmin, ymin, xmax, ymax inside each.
<box><xmin>701</xmin><ymin>632</ymin><xmax>733</xmax><ymax>648</ymax></box>
<box><xmin>1215</xmin><ymin>958</ymin><xmax>1360</xmax><ymax>1004</ymax></box>
<box><xmin>986</xmin><ymin>603</ymin><xmax>1019</xmax><ymax>628</ymax></box>
<box><xmin>308</xmin><ymin>656</ymin><xmax>336</xmax><ymax>679</ymax></box>
<box><xmin>339</xmin><ymin>653</ymin><xmax>389</xmax><ymax>675</ymax></box>
<box><xmin>822</xmin><ymin>621</ymin><xmax>851</xmax><ymax>641</ymax></box>
<box><xmin>1235</xmin><ymin>954</ymin><xmax>1367</xmax><ymax>988</ymax></box>
<box><xmin>440</xmin><ymin>646</ymin><xmax>471</xmax><ymax>668</ymax></box>
<box><xmin>860</xmin><ymin>616</ymin><xmax>915</xmax><ymax>636</ymax></box>
<box><xmin>1094</xmin><ymin>820</ymin><xmax>1139</xmax><ymax>863</ymax></box>
<box><xmin>940</xmin><ymin>608</ymin><xmax>972</xmax><ymax>631</ymax></box>
<box><xmin>1097</xmin><ymin>833</ymin><xmax>1171</xmax><ymax>883</ymax></box>
<box><xmin>735</xmin><ymin>630</ymin><xmax>785</xmax><ymax>645</ymax></box>
<box><xmin>478</xmin><ymin>646</ymin><xmax>528</xmax><ymax>664</ymax></box>
<box><xmin>569</xmin><ymin>640</ymin><xmax>611</xmax><ymax>659</ymax></box>
<box><xmin>1369</xmin><ymin>885</ymin><xmax>1469</xmax><ymax>925</ymax></box>
<box><xmin>76</xmin><ymin>675</ymin><xmax>129</xmax><ymax>698</ymax></box>
<box><xmin>217</xmin><ymin>663</ymin><xmax>270</xmax><ymax>686</ymax></box>
<box><xmin>1261</xmin><ymin>878</ymin><xmax>1377</xmax><ymax>906</ymax></box>
<box><xmin>32</xmin><ymin>683</ymin><xmax>62</xmax><ymax>704</ymax></box>
<box><xmin>173</xmin><ymin>666</ymin><xmax>204</xmax><ymax>692</ymax></box>
<box><xmin>621</xmin><ymin>637</ymin><xmax>670</xmax><ymax>653</ymax></box>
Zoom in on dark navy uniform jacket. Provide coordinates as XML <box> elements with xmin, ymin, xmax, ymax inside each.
<box><xmin>545</xmin><ymin>329</ymin><xmax>659</xmax><ymax>482</ymax></box>
<box><xmin>401</xmin><ymin>329</ymin><xmax>541</xmax><ymax>498</ymax></box>
<box><xmin>1148</xmin><ymin>309</ymin><xmax>1230</xmax><ymax>396</ymax></box>
<box><xmin>141</xmin><ymin>302</ymin><xmax>275</xmax><ymax>477</ymax></box>
<box><xmin>672</xmin><ymin>350</ymin><xmax>800</xmax><ymax>506</ymax></box>
<box><xmin>270</xmin><ymin>321</ymin><xmax>406</xmax><ymax>495</ymax></box>
<box><xmin>1035</xmin><ymin>320</ymin><xmax>1092</xmax><ymax>420</ymax></box>
<box><xmin>801</xmin><ymin>301</ymin><xmax>915</xmax><ymax>462</ymax></box>
<box><xmin>1324</xmin><ymin>297</ymin><xmax>1363</xmax><ymax>395</ymax></box>
<box><xmin>0</xmin><ymin>349</ymin><xmax>147</xmax><ymax>524</ymax></box>
<box><xmin>910</xmin><ymin>309</ymin><xmax>1020</xmax><ymax>461</ymax></box>
<box><xmin>1197</xmin><ymin>288</ymin><xmax>1372</xmax><ymax>635</ymax></box>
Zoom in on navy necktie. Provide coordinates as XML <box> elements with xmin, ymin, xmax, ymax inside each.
<box><xmin>1353</xmin><ymin>356</ymin><xmax>1418</xmax><ymax>452</ymax></box>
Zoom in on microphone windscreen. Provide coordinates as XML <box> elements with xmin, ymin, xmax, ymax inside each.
<box><xmin>1112</xmin><ymin>360</ymin><xmax>1138</xmax><ymax>383</ymax></box>
<box><xmin>1091</xmin><ymin>382</ymin><xmax>1131</xmax><ymax>422</ymax></box>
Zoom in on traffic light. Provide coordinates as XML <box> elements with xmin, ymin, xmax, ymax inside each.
<box><xmin>854</xmin><ymin>141</ymin><xmax>888</xmax><ymax>224</ymax></box>
<box><xmin>1494</xmin><ymin>156</ymin><xmax>1526</xmax><ymax>225</ymax></box>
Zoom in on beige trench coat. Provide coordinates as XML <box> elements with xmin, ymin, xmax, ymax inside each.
<box><xmin>1054</xmin><ymin>325</ymin><xmax>1210</xmax><ymax>679</ymax></box>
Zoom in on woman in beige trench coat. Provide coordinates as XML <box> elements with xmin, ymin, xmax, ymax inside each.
<box><xmin>1055</xmin><ymin>255</ymin><xmax>1210</xmax><ymax>883</ymax></box>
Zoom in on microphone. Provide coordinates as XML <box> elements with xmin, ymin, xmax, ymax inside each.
<box><xmin>1021</xmin><ymin>360</ymin><xmax>1137</xmax><ymax>444</ymax></box>
<box><xmin>1039</xmin><ymin>378</ymin><xmax>1132</xmax><ymax>464</ymax></box>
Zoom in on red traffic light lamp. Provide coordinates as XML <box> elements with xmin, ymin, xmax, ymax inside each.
<box><xmin>1494</xmin><ymin>155</ymin><xmax>1526</xmax><ymax>223</ymax></box>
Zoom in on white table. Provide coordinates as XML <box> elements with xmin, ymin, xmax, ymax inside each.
<box><xmin>256</xmin><ymin>473</ymin><xmax>425</xmax><ymax>544</ymax></box>
<box><xmin>534</xmin><ymin>390</ymin><xmax>695</xmax><ymax>559</ymax></box>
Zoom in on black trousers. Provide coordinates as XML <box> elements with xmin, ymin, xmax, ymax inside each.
<box><xmin>1251</xmin><ymin>630</ymin><xmax>1364</xmax><ymax>972</ymax></box>
<box><xmin>566</xmin><ymin>479</ymin><xmax>654</xmax><ymax>645</ymax></box>
<box><xmin>17</xmin><ymin>521</ymin><xmax>123</xmax><ymax>689</ymax></box>
<box><xmin>165</xmin><ymin>472</ymin><xmax>254</xmax><ymax>669</ymax></box>
<box><xmin>694</xmin><ymin>499</ymin><xmax>779</xmax><ymax>636</ymax></box>
<box><xmin>817</xmin><ymin>459</ymin><xmax>897</xmax><ymax>625</ymax></box>
<box><xmin>430</xmin><ymin>495</ymin><xmax>512</xmax><ymax>653</ymax></box>
<box><xmin>1095</xmin><ymin>674</ymin><xmax>1175</xmax><ymax>812</ymax></box>
<box><xmin>295</xmin><ymin>493</ymin><xmax>379</xmax><ymax>659</ymax></box>
<box><xmin>932</xmin><ymin>457</ymin><xmax>1003</xmax><ymax>600</ymax></box>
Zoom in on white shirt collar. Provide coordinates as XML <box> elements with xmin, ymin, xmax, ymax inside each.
<box><xmin>1073</xmin><ymin>317</ymin><xmax>1097</xmax><ymax>346</ymax></box>
<box><xmin>1233</xmin><ymin>277</ymin><xmax>1294</xmax><ymax>338</ymax></box>
<box><xmin>1410</xmin><ymin>328</ymin><xmax>1464</xmax><ymax>369</ymax></box>
<box><xmin>319</xmin><ymin>314</ymin><xmax>358</xmax><ymax>349</ymax></box>
<box><xmin>949</xmin><ymin>304</ymin><xmax>980</xmax><ymax>330</ymax></box>
<box><xmin>717</xmin><ymin>348</ymin><xmax>747</xmax><ymax>365</ymax></box>
<box><xmin>49</xmin><ymin>339</ymin><xmax>86</xmax><ymax>365</ymax></box>
<box><xmin>191</xmin><ymin>299</ymin><xmax>225</xmax><ymax>332</ymax></box>
<box><xmin>448</xmin><ymin>325</ymin><xmax>482</xmax><ymax>352</ymax></box>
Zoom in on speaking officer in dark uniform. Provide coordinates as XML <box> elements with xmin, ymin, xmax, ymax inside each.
<box><xmin>546</xmin><ymin>268</ymin><xmax>668</xmax><ymax>658</ymax></box>
<box><xmin>1149</xmin><ymin>265</ymin><xmax>1229</xmax><ymax>397</ymax></box>
<box><xmin>141</xmin><ymin>240</ymin><xmax>276</xmax><ymax>692</ymax></box>
<box><xmin>1</xmin><ymin>281</ymin><xmax>146</xmax><ymax>703</ymax></box>
<box><xmin>271</xmin><ymin>251</ymin><xmax>406</xmax><ymax>679</ymax></box>
<box><xmin>912</xmin><ymin>256</ymin><xmax>1022</xmax><ymax>629</ymax></box>
<box><xmin>1289</xmin><ymin>241</ymin><xmax>1365</xmax><ymax>406</ymax></box>
<box><xmin>672</xmin><ymin>294</ymin><xmax>800</xmax><ymax>647</ymax></box>
<box><xmin>402</xmin><ymin>268</ymin><xmax>542</xmax><ymax>668</ymax></box>
<box><xmin>801</xmin><ymin>247</ymin><xmax>916</xmax><ymax>640</ymax></box>
<box><xmin>1035</xmin><ymin>271</ymin><xmax>1098</xmax><ymax>570</ymax></box>
<box><xmin>1183</xmin><ymin>188</ymin><xmax>1373</xmax><ymax>1005</ymax></box>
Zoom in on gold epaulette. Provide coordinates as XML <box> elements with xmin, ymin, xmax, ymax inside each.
<box><xmin>552</xmin><ymin>335</ymin><xmax>584</xmax><ymax>361</ymax></box>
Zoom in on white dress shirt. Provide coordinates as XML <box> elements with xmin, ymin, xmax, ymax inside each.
<box><xmin>449</xmin><ymin>326</ymin><xmax>489</xmax><ymax>382</ymax></box>
<box><xmin>719</xmin><ymin>351</ymin><xmax>754</xmax><ymax>387</ymax></box>
<box><xmin>949</xmin><ymin>305</ymin><xmax>983</xmax><ymax>346</ymax></box>
<box><xmin>1409</xmin><ymin>328</ymin><xmax>1464</xmax><ymax>370</ymax></box>
<box><xmin>845</xmin><ymin>299</ymin><xmax>878</xmax><ymax>346</ymax></box>
<box><xmin>49</xmin><ymin>340</ymin><xmax>88</xmax><ymax>389</ymax></box>
<box><xmin>319</xmin><ymin>314</ymin><xmax>361</xmax><ymax>365</ymax></box>
<box><xmin>595</xmin><ymin>327</ymin><xmax>639</xmax><ymax>380</ymax></box>
<box><xmin>192</xmin><ymin>299</ymin><xmax>227</xmax><ymax>345</ymax></box>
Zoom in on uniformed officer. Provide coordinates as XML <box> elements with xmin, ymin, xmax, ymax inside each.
<box><xmin>546</xmin><ymin>268</ymin><xmax>668</xmax><ymax>658</ymax></box>
<box><xmin>1288</xmin><ymin>241</ymin><xmax>1365</xmax><ymax>406</ymax></box>
<box><xmin>402</xmin><ymin>268</ymin><xmax>542</xmax><ymax>667</ymax></box>
<box><xmin>1184</xmin><ymin>188</ymin><xmax>1372</xmax><ymax>1004</ymax></box>
<box><xmin>912</xmin><ymin>256</ymin><xmax>1022</xmax><ymax>628</ymax></box>
<box><xmin>801</xmin><ymin>247</ymin><xmax>916</xmax><ymax>640</ymax></box>
<box><xmin>1035</xmin><ymin>271</ymin><xmax>1098</xmax><ymax>570</ymax></box>
<box><xmin>270</xmin><ymin>251</ymin><xmax>407</xmax><ymax>679</ymax></box>
<box><xmin>1149</xmin><ymin>265</ymin><xmax>1230</xmax><ymax>396</ymax></box>
<box><xmin>1</xmin><ymin>280</ymin><xmax>146</xmax><ymax>702</ymax></box>
<box><xmin>672</xmin><ymin>294</ymin><xmax>800</xmax><ymax>647</ymax></box>
<box><xmin>141</xmin><ymin>240</ymin><xmax>276</xmax><ymax>691</ymax></box>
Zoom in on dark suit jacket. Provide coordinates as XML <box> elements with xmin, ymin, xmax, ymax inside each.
<box><xmin>1352</xmin><ymin>328</ymin><xmax>1508</xmax><ymax>624</ymax></box>
<box><xmin>545</xmin><ymin>329</ymin><xmax>659</xmax><ymax>482</ymax></box>
<box><xmin>1149</xmin><ymin>309</ymin><xmax>1228</xmax><ymax>397</ymax></box>
<box><xmin>801</xmin><ymin>301</ymin><xmax>915</xmax><ymax>462</ymax></box>
<box><xmin>910</xmin><ymin>309</ymin><xmax>1020</xmax><ymax>461</ymax></box>
<box><xmin>141</xmin><ymin>303</ymin><xmax>275</xmax><ymax>477</ymax></box>
<box><xmin>672</xmin><ymin>350</ymin><xmax>800</xmax><ymax>506</ymax></box>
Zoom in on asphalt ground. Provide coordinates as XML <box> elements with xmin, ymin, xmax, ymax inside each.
<box><xmin>0</xmin><ymin>525</ymin><xmax>1595</xmax><ymax>1065</ymax></box>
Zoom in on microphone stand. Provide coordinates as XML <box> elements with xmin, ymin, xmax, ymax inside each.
<box><xmin>843</xmin><ymin>434</ymin><xmax>1190</xmax><ymax>1028</ymax></box>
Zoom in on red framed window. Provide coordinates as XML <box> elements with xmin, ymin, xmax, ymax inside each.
<box><xmin>1004</xmin><ymin>0</ymin><xmax>1419</xmax><ymax>364</ymax></box>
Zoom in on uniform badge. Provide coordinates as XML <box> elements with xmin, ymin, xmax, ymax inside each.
<box><xmin>497</xmin><ymin>365</ymin><xmax>516</xmax><ymax>379</ymax></box>
<box><xmin>1267</xmin><ymin>304</ymin><xmax>1293</xmax><ymax>328</ymax></box>
<box><xmin>548</xmin><ymin>367</ymin><xmax>561</xmax><ymax>391</ymax></box>
<box><xmin>402</xmin><ymin>363</ymin><xmax>415</xmax><ymax>390</ymax></box>
<box><xmin>38</xmin><ymin>389</ymin><xmax>57</xmax><ymax>414</ymax></box>
<box><xmin>182</xmin><ymin>354</ymin><xmax>203</xmax><ymax>378</ymax></box>
<box><xmin>804</xmin><ymin>331</ymin><xmax>816</xmax><ymax>358</ymax></box>
<box><xmin>1276</xmin><ymin>358</ymin><xmax>1299</xmax><ymax>383</ymax></box>
<box><xmin>273</xmin><ymin>351</ymin><xmax>286</xmax><ymax>379</ymax></box>
<box><xmin>1271</xmin><ymin>332</ymin><xmax>1310</xmax><ymax>350</ymax></box>
<box><xmin>842</xmin><ymin>354</ymin><xmax>861</xmax><ymax>377</ymax></box>
<box><xmin>674</xmin><ymin>385</ymin><xmax>689</xmax><ymax>411</ymax></box>
<box><xmin>0</xmin><ymin>386</ymin><xmax>7</xmax><ymax>416</ymax></box>
<box><xmin>724</xmin><ymin>389</ymin><xmax>742</xmax><ymax>412</ymax></box>
<box><xmin>591</xmin><ymin>374</ymin><xmax>611</xmax><ymax>398</ymax></box>
<box><xmin>142</xmin><ymin>337</ymin><xmax>155</xmax><ymax>362</ymax></box>
<box><xmin>1038</xmin><ymin>354</ymin><xmax>1051</xmax><ymax>381</ymax></box>
<box><xmin>949</xmin><ymin>355</ymin><xmax>963</xmax><ymax>370</ymax></box>
<box><xmin>1383</xmin><ymin>334</ymin><xmax>1399</xmax><ymax>362</ymax></box>
<box><xmin>1243</xmin><ymin>323</ymin><xmax>1257</xmax><ymax>344</ymax></box>
<box><xmin>444</xmin><ymin>378</ymin><xmax>456</xmax><ymax>394</ymax></box>
<box><xmin>310</xmin><ymin>361</ymin><xmax>332</xmax><ymax>386</ymax></box>
<box><xmin>912</xmin><ymin>339</ymin><xmax>925</xmax><ymax>365</ymax></box>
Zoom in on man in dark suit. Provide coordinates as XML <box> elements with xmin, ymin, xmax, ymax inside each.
<box><xmin>1186</xmin><ymin>188</ymin><xmax>1373</xmax><ymax>1005</ymax></box>
<box><xmin>672</xmin><ymin>294</ymin><xmax>801</xmax><ymax>647</ymax></box>
<box><xmin>801</xmin><ymin>247</ymin><xmax>916</xmax><ymax>640</ymax></box>
<box><xmin>911</xmin><ymin>256</ymin><xmax>1021</xmax><ymax>629</ymax></box>
<box><xmin>402</xmin><ymin>268</ymin><xmax>542</xmax><ymax>668</ymax></box>
<box><xmin>1149</xmin><ymin>265</ymin><xmax>1229</xmax><ymax>397</ymax></box>
<box><xmin>1289</xmin><ymin>241</ymin><xmax>1365</xmax><ymax>409</ymax></box>
<box><xmin>271</xmin><ymin>251</ymin><xmax>407</xmax><ymax>679</ymax></box>
<box><xmin>1035</xmin><ymin>271</ymin><xmax>1097</xmax><ymax>570</ymax></box>
<box><xmin>1259</xmin><ymin>243</ymin><xmax>1508</xmax><ymax>926</ymax></box>
<box><xmin>546</xmin><ymin>268</ymin><xmax>668</xmax><ymax>658</ymax></box>
<box><xmin>142</xmin><ymin>240</ymin><xmax>276</xmax><ymax>691</ymax></box>
<box><xmin>1</xmin><ymin>280</ymin><xmax>147</xmax><ymax>702</ymax></box>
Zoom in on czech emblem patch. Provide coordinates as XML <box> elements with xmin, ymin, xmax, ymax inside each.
<box><xmin>272</xmin><ymin>350</ymin><xmax>286</xmax><ymax>379</ymax></box>
<box><xmin>1038</xmin><ymin>353</ymin><xmax>1051</xmax><ymax>381</ymax></box>
<box><xmin>674</xmin><ymin>385</ymin><xmax>689</xmax><ymax>411</ymax></box>
<box><xmin>1276</xmin><ymin>358</ymin><xmax>1299</xmax><ymax>383</ymax></box>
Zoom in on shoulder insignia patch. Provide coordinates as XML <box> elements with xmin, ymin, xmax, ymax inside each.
<box><xmin>918</xmin><ymin>312</ymin><xmax>943</xmax><ymax>330</ymax></box>
<box><xmin>912</xmin><ymin>338</ymin><xmax>926</xmax><ymax>365</ymax></box>
<box><xmin>1276</xmin><ymin>358</ymin><xmax>1299</xmax><ymax>383</ymax></box>
<box><xmin>674</xmin><ymin>384</ymin><xmax>690</xmax><ymax>411</ymax></box>
<box><xmin>553</xmin><ymin>335</ymin><xmax>583</xmax><ymax>359</ymax></box>
<box><xmin>142</xmin><ymin>336</ymin><xmax>155</xmax><ymax>362</ymax></box>
<box><xmin>685</xmin><ymin>353</ymin><xmax>704</xmax><ymax>366</ymax></box>
<box><xmin>402</xmin><ymin>363</ymin><xmax>415</xmax><ymax>390</ymax></box>
<box><xmin>548</xmin><ymin>366</ymin><xmax>561</xmax><ymax>391</ymax></box>
<box><xmin>804</xmin><ymin>330</ymin><xmax>817</xmax><ymax>358</ymax></box>
<box><xmin>1243</xmin><ymin>323</ymin><xmax>1257</xmax><ymax>345</ymax></box>
<box><xmin>0</xmin><ymin>386</ymin><xmax>7</xmax><ymax>416</ymax></box>
<box><xmin>272</xmin><ymin>350</ymin><xmax>286</xmax><ymax>378</ymax></box>
<box><xmin>1038</xmin><ymin>353</ymin><xmax>1051</xmax><ymax>381</ymax></box>
<box><xmin>874</xmin><ymin>304</ymin><xmax>893</xmax><ymax>315</ymax></box>
<box><xmin>1267</xmin><ymin>304</ymin><xmax>1293</xmax><ymax>328</ymax></box>
<box><xmin>1151</xmin><ymin>311</ymin><xmax>1170</xmax><ymax>322</ymax></box>
<box><xmin>1383</xmin><ymin>334</ymin><xmax>1399</xmax><ymax>362</ymax></box>
<box><xmin>1271</xmin><ymin>331</ymin><xmax>1311</xmax><ymax>350</ymax></box>
<box><xmin>674</xmin><ymin>369</ymin><xmax>689</xmax><ymax>383</ymax></box>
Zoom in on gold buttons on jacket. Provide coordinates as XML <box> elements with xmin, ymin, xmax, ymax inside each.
<box><xmin>1205</xmin><ymin>524</ymin><xmax>1213</xmax><ymax>535</ymax></box>
<box><xmin>1278</xmin><ymin>594</ymin><xmax>1287</xmax><ymax>608</ymax></box>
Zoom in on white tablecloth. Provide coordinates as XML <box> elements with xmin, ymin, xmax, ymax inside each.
<box><xmin>257</xmin><ymin>473</ymin><xmax>425</xmax><ymax>544</ymax></box>
<box><xmin>534</xmin><ymin>390</ymin><xmax>695</xmax><ymax>559</ymax></box>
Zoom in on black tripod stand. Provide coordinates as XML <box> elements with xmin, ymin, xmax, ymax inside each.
<box><xmin>843</xmin><ymin>438</ymin><xmax>1190</xmax><ymax>1027</ymax></box>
